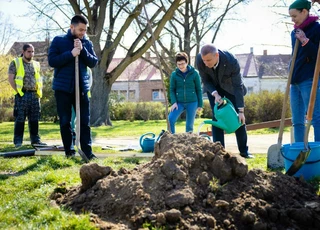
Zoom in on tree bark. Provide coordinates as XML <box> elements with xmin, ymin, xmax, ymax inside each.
<box><xmin>90</xmin><ymin>66</ymin><xmax>112</xmax><ymax>126</ymax></box>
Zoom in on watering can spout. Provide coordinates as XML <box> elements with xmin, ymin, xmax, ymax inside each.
<box><xmin>203</xmin><ymin>120</ymin><xmax>228</xmax><ymax>131</ymax></box>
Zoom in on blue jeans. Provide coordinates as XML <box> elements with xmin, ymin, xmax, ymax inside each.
<box><xmin>168</xmin><ymin>101</ymin><xmax>198</xmax><ymax>133</ymax></box>
<box><xmin>54</xmin><ymin>90</ymin><xmax>93</xmax><ymax>157</ymax></box>
<box><xmin>290</xmin><ymin>79</ymin><xmax>320</xmax><ymax>142</ymax></box>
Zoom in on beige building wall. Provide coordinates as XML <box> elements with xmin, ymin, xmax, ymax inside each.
<box><xmin>139</xmin><ymin>80</ymin><xmax>165</xmax><ymax>102</ymax></box>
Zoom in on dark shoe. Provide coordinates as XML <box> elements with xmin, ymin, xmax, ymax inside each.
<box><xmin>88</xmin><ymin>154</ymin><xmax>98</xmax><ymax>161</ymax></box>
<box><xmin>66</xmin><ymin>150</ymin><xmax>76</xmax><ymax>158</ymax></box>
<box><xmin>15</xmin><ymin>143</ymin><xmax>22</xmax><ymax>148</ymax></box>
<box><xmin>240</xmin><ymin>152</ymin><xmax>255</xmax><ymax>159</ymax></box>
<box><xmin>32</xmin><ymin>141</ymin><xmax>48</xmax><ymax>148</ymax></box>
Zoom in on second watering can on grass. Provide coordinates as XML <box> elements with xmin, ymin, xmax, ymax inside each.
<box><xmin>140</xmin><ymin>130</ymin><xmax>165</xmax><ymax>153</ymax></box>
<box><xmin>140</xmin><ymin>132</ymin><xmax>156</xmax><ymax>152</ymax></box>
<box><xmin>201</xmin><ymin>97</ymin><xmax>242</xmax><ymax>134</ymax></box>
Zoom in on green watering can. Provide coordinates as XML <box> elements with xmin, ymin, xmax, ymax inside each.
<box><xmin>198</xmin><ymin>97</ymin><xmax>242</xmax><ymax>134</ymax></box>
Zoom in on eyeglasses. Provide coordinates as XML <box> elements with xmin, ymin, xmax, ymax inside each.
<box><xmin>177</xmin><ymin>62</ymin><xmax>187</xmax><ymax>66</ymax></box>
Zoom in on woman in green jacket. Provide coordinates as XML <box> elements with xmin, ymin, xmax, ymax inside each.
<box><xmin>169</xmin><ymin>52</ymin><xmax>203</xmax><ymax>133</ymax></box>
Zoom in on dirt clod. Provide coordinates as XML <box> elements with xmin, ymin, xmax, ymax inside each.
<box><xmin>52</xmin><ymin>132</ymin><xmax>320</xmax><ymax>229</ymax></box>
<box><xmin>80</xmin><ymin>163</ymin><xmax>111</xmax><ymax>191</ymax></box>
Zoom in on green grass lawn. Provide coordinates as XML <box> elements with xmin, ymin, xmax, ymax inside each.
<box><xmin>0</xmin><ymin>155</ymin><xmax>149</xmax><ymax>229</ymax></box>
<box><xmin>0</xmin><ymin>119</ymin><xmax>288</xmax><ymax>142</ymax></box>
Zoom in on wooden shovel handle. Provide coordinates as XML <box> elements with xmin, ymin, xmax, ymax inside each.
<box><xmin>306</xmin><ymin>42</ymin><xmax>320</xmax><ymax>121</ymax></box>
<box><xmin>75</xmin><ymin>56</ymin><xmax>80</xmax><ymax>144</ymax></box>
<box><xmin>277</xmin><ymin>39</ymin><xmax>299</xmax><ymax>145</ymax></box>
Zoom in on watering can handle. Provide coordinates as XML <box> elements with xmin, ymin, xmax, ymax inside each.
<box><xmin>214</xmin><ymin>97</ymin><xmax>234</xmax><ymax>113</ymax></box>
<box><xmin>156</xmin><ymin>130</ymin><xmax>165</xmax><ymax>142</ymax></box>
<box><xmin>139</xmin><ymin>132</ymin><xmax>156</xmax><ymax>148</ymax></box>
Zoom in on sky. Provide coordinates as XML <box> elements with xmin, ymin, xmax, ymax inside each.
<box><xmin>1</xmin><ymin>0</ymin><xmax>319</xmax><ymax>56</ymax></box>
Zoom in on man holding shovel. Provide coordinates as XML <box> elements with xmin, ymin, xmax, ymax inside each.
<box><xmin>48</xmin><ymin>15</ymin><xmax>98</xmax><ymax>160</ymax></box>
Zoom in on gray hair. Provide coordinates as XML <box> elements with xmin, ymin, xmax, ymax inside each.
<box><xmin>200</xmin><ymin>44</ymin><xmax>218</xmax><ymax>56</ymax></box>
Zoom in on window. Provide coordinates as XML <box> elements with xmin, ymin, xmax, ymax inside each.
<box><xmin>152</xmin><ymin>89</ymin><xmax>164</xmax><ymax>101</ymax></box>
<box><xmin>247</xmin><ymin>87</ymin><xmax>254</xmax><ymax>94</ymax></box>
<box><xmin>120</xmin><ymin>90</ymin><xmax>127</xmax><ymax>100</ymax></box>
<box><xmin>128</xmin><ymin>90</ymin><xmax>135</xmax><ymax>100</ymax></box>
<box><xmin>112</xmin><ymin>90</ymin><xmax>136</xmax><ymax>101</ymax></box>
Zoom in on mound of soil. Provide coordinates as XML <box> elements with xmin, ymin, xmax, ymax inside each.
<box><xmin>51</xmin><ymin>132</ymin><xmax>320</xmax><ymax>229</ymax></box>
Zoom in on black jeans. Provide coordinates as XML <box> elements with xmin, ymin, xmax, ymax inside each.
<box><xmin>54</xmin><ymin>90</ymin><xmax>93</xmax><ymax>157</ymax></box>
<box><xmin>207</xmin><ymin>89</ymin><xmax>248</xmax><ymax>153</ymax></box>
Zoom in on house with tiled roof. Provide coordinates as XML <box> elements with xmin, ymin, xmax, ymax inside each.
<box><xmin>108</xmin><ymin>52</ymin><xmax>164</xmax><ymax>102</ymax></box>
<box><xmin>255</xmin><ymin>50</ymin><xmax>291</xmax><ymax>92</ymax></box>
<box><xmin>235</xmin><ymin>50</ymin><xmax>259</xmax><ymax>94</ymax></box>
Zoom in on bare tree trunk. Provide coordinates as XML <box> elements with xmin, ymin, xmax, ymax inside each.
<box><xmin>90</xmin><ymin>66</ymin><xmax>111</xmax><ymax>126</ymax></box>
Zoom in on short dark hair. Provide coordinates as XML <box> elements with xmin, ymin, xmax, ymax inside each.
<box><xmin>71</xmin><ymin>14</ymin><xmax>88</xmax><ymax>25</ymax></box>
<box><xmin>23</xmin><ymin>44</ymin><xmax>34</xmax><ymax>51</ymax></box>
<box><xmin>21</xmin><ymin>44</ymin><xmax>34</xmax><ymax>57</ymax></box>
<box><xmin>175</xmin><ymin>52</ymin><xmax>189</xmax><ymax>64</ymax></box>
<box><xmin>200</xmin><ymin>44</ymin><xmax>218</xmax><ymax>56</ymax></box>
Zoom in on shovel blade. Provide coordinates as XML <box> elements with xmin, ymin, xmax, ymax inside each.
<box><xmin>267</xmin><ymin>144</ymin><xmax>284</xmax><ymax>169</ymax></box>
<box><xmin>76</xmin><ymin>146</ymin><xmax>89</xmax><ymax>163</ymax></box>
<box><xmin>285</xmin><ymin>149</ymin><xmax>311</xmax><ymax>176</ymax></box>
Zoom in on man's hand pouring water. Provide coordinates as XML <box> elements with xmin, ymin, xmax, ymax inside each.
<box><xmin>213</xmin><ymin>91</ymin><xmax>245</xmax><ymax>125</ymax></box>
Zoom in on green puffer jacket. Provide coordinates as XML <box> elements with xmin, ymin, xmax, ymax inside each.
<box><xmin>169</xmin><ymin>65</ymin><xmax>203</xmax><ymax>107</ymax></box>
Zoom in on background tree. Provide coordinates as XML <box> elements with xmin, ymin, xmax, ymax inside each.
<box><xmin>25</xmin><ymin>0</ymin><xmax>181</xmax><ymax>126</ymax></box>
<box><xmin>156</xmin><ymin>0</ymin><xmax>250</xmax><ymax>74</ymax></box>
<box><xmin>134</xmin><ymin>0</ymin><xmax>250</xmax><ymax>103</ymax></box>
<box><xmin>0</xmin><ymin>12</ymin><xmax>21</xmax><ymax>55</ymax></box>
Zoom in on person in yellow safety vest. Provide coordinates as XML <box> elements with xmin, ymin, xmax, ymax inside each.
<box><xmin>8</xmin><ymin>44</ymin><xmax>47</xmax><ymax>148</ymax></box>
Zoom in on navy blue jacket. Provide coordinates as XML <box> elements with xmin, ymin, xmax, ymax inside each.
<box><xmin>291</xmin><ymin>21</ymin><xmax>320</xmax><ymax>84</ymax></box>
<box><xmin>48</xmin><ymin>29</ymin><xmax>98</xmax><ymax>93</ymax></box>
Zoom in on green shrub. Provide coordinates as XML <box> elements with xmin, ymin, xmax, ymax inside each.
<box><xmin>0</xmin><ymin>106</ymin><xmax>6</xmax><ymax>123</ymax></box>
<box><xmin>149</xmin><ymin>102</ymin><xmax>166</xmax><ymax>120</ymax></box>
<box><xmin>244</xmin><ymin>90</ymin><xmax>291</xmax><ymax>124</ymax></box>
<box><xmin>0</xmin><ymin>98</ymin><xmax>14</xmax><ymax>122</ymax></box>
<box><xmin>109</xmin><ymin>91</ymin><xmax>126</xmax><ymax>120</ymax></box>
<box><xmin>202</xmin><ymin>100</ymin><xmax>213</xmax><ymax>119</ymax></box>
<box><xmin>244</xmin><ymin>93</ymin><xmax>259</xmax><ymax>124</ymax></box>
<box><xmin>112</xmin><ymin>102</ymin><xmax>166</xmax><ymax>121</ymax></box>
<box><xmin>119</xmin><ymin>102</ymin><xmax>135</xmax><ymax>121</ymax></box>
<box><xmin>135</xmin><ymin>102</ymin><xmax>152</xmax><ymax>121</ymax></box>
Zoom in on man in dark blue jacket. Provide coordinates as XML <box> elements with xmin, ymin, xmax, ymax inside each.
<box><xmin>196</xmin><ymin>44</ymin><xmax>253</xmax><ymax>159</ymax></box>
<box><xmin>48</xmin><ymin>15</ymin><xmax>98</xmax><ymax>160</ymax></box>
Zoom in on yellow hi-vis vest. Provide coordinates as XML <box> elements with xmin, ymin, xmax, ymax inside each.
<box><xmin>13</xmin><ymin>57</ymin><xmax>43</xmax><ymax>98</ymax></box>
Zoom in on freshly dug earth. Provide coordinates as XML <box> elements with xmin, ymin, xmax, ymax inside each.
<box><xmin>51</xmin><ymin>132</ymin><xmax>320</xmax><ymax>229</ymax></box>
